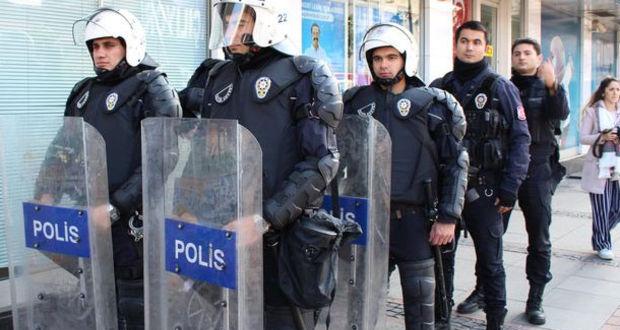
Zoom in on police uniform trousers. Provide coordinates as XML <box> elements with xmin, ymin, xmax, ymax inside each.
<box><xmin>503</xmin><ymin>162</ymin><xmax>553</xmax><ymax>286</ymax></box>
<box><xmin>460</xmin><ymin>185</ymin><xmax>506</xmax><ymax>314</ymax></box>
<box><xmin>589</xmin><ymin>179</ymin><xmax>620</xmax><ymax>251</ymax></box>
<box><xmin>388</xmin><ymin>208</ymin><xmax>435</xmax><ymax>330</ymax></box>
<box><xmin>112</xmin><ymin>218</ymin><xmax>145</xmax><ymax>330</ymax></box>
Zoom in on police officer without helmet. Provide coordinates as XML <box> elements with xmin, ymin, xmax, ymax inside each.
<box><xmin>39</xmin><ymin>8</ymin><xmax>182</xmax><ymax>329</ymax></box>
<box><xmin>181</xmin><ymin>1</ymin><xmax>342</xmax><ymax>328</ymax></box>
<box><xmin>343</xmin><ymin>23</ymin><xmax>468</xmax><ymax>330</ymax></box>
<box><xmin>431</xmin><ymin>21</ymin><xmax>531</xmax><ymax>330</ymax></box>
<box><xmin>504</xmin><ymin>38</ymin><xmax>569</xmax><ymax>326</ymax></box>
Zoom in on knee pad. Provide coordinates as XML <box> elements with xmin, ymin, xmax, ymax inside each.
<box><xmin>398</xmin><ymin>259</ymin><xmax>436</xmax><ymax>329</ymax></box>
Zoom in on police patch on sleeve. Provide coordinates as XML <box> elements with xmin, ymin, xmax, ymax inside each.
<box><xmin>76</xmin><ymin>91</ymin><xmax>89</xmax><ymax>109</ymax></box>
<box><xmin>397</xmin><ymin>99</ymin><xmax>411</xmax><ymax>117</ymax></box>
<box><xmin>475</xmin><ymin>93</ymin><xmax>488</xmax><ymax>109</ymax></box>
<box><xmin>215</xmin><ymin>83</ymin><xmax>233</xmax><ymax>104</ymax></box>
<box><xmin>516</xmin><ymin>105</ymin><xmax>527</xmax><ymax>121</ymax></box>
<box><xmin>357</xmin><ymin>102</ymin><xmax>376</xmax><ymax>117</ymax></box>
<box><xmin>255</xmin><ymin>77</ymin><xmax>272</xmax><ymax>99</ymax></box>
<box><xmin>106</xmin><ymin>92</ymin><xmax>118</xmax><ymax>111</ymax></box>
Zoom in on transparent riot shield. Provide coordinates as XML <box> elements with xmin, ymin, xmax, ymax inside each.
<box><xmin>0</xmin><ymin>116</ymin><xmax>117</xmax><ymax>329</ymax></box>
<box><xmin>142</xmin><ymin>118</ymin><xmax>264</xmax><ymax>330</ymax></box>
<box><xmin>320</xmin><ymin>115</ymin><xmax>391</xmax><ymax>330</ymax></box>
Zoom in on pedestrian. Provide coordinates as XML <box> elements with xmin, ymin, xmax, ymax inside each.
<box><xmin>431</xmin><ymin>20</ymin><xmax>531</xmax><ymax>330</ymax></box>
<box><xmin>504</xmin><ymin>37</ymin><xmax>570</xmax><ymax>325</ymax></box>
<box><xmin>344</xmin><ymin>22</ymin><xmax>468</xmax><ymax>329</ymax></box>
<box><xmin>38</xmin><ymin>8</ymin><xmax>182</xmax><ymax>329</ymax></box>
<box><xmin>580</xmin><ymin>76</ymin><xmax>620</xmax><ymax>260</ymax></box>
<box><xmin>181</xmin><ymin>1</ymin><xmax>342</xmax><ymax>328</ymax></box>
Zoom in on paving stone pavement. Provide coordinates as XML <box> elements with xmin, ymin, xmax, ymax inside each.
<box><xmin>382</xmin><ymin>178</ymin><xmax>620</xmax><ymax>330</ymax></box>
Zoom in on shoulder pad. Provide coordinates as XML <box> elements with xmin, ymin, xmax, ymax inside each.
<box><xmin>293</xmin><ymin>55</ymin><xmax>320</xmax><ymax>74</ymax></box>
<box><xmin>136</xmin><ymin>69</ymin><xmax>165</xmax><ymax>84</ymax></box>
<box><xmin>72</xmin><ymin>77</ymin><xmax>92</xmax><ymax>93</ymax></box>
<box><xmin>400</xmin><ymin>87</ymin><xmax>435</xmax><ymax>111</ymax></box>
<box><xmin>422</xmin><ymin>87</ymin><xmax>466</xmax><ymax>140</ymax></box>
<box><xmin>343</xmin><ymin>86</ymin><xmax>363</xmax><ymax>103</ymax></box>
<box><xmin>200</xmin><ymin>58</ymin><xmax>224</xmax><ymax>71</ymax></box>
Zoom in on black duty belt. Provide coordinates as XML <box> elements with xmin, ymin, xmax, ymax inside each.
<box><xmin>390</xmin><ymin>203</ymin><xmax>425</xmax><ymax>220</ymax></box>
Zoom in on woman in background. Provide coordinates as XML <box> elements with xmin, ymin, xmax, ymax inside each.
<box><xmin>580</xmin><ymin>77</ymin><xmax>620</xmax><ymax>260</ymax></box>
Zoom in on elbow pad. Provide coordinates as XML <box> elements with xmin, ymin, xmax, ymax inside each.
<box><xmin>263</xmin><ymin>169</ymin><xmax>326</xmax><ymax>230</ymax></box>
<box><xmin>439</xmin><ymin>150</ymin><xmax>469</xmax><ymax>220</ymax></box>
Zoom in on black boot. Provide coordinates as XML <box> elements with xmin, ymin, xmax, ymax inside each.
<box><xmin>434</xmin><ymin>303</ymin><xmax>452</xmax><ymax>330</ymax></box>
<box><xmin>456</xmin><ymin>285</ymin><xmax>485</xmax><ymax>314</ymax></box>
<box><xmin>399</xmin><ymin>259</ymin><xmax>436</xmax><ymax>330</ymax></box>
<box><xmin>525</xmin><ymin>284</ymin><xmax>546</xmax><ymax>325</ymax></box>
<box><xmin>486</xmin><ymin>308</ymin><xmax>507</xmax><ymax>330</ymax></box>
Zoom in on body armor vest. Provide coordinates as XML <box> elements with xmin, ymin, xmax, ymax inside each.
<box><xmin>346</xmin><ymin>85</ymin><xmax>439</xmax><ymax>206</ymax></box>
<box><xmin>66</xmin><ymin>71</ymin><xmax>157</xmax><ymax>192</ymax></box>
<box><xmin>445</xmin><ymin>73</ymin><xmax>508</xmax><ymax>174</ymax></box>
<box><xmin>202</xmin><ymin>57</ymin><xmax>306</xmax><ymax>200</ymax></box>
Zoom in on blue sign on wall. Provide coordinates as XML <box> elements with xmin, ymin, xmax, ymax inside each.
<box><xmin>23</xmin><ymin>202</ymin><xmax>90</xmax><ymax>258</ymax></box>
<box><xmin>165</xmin><ymin>218</ymin><xmax>237</xmax><ymax>290</ymax></box>
<box><xmin>322</xmin><ymin>195</ymin><xmax>368</xmax><ymax>246</ymax></box>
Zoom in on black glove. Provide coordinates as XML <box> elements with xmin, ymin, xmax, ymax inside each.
<box><xmin>497</xmin><ymin>189</ymin><xmax>517</xmax><ymax>207</ymax></box>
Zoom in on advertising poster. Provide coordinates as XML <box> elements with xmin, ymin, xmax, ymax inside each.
<box><xmin>542</xmin><ymin>10</ymin><xmax>581</xmax><ymax>149</ymax></box>
<box><xmin>452</xmin><ymin>0</ymin><xmax>471</xmax><ymax>36</ymax></box>
<box><xmin>302</xmin><ymin>0</ymin><xmax>346</xmax><ymax>81</ymax></box>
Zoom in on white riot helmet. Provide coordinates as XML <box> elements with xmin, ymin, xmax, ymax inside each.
<box><xmin>209</xmin><ymin>0</ymin><xmax>298</xmax><ymax>56</ymax></box>
<box><xmin>72</xmin><ymin>8</ymin><xmax>146</xmax><ymax>67</ymax></box>
<box><xmin>360</xmin><ymin>23</ymin><xmax>419</xmax><ymax>78</ymax></box>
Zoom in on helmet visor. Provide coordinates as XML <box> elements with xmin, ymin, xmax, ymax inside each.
<box><xmin>72</xmin><ymin>8</ymin><xmax>129</xmax><ymax>46</ymax></box>
<box><xmin>209</xmin><ymin>3</ymin><xmax>256</xmax><ymax>50</ymax></box>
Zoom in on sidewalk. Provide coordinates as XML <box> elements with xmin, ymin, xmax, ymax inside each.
<box><xmin>386</xmin><ymin>177</ymin><xmax>620</xmax><ymax>330</ymax></box>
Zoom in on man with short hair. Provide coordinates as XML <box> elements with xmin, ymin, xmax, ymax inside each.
<box><xmin>507</xmin><ymin>37</ymin><xmax>569</xmax><ymax>325</ymax></box>
<box><xmin>51</xmin><ymin>8</ymin><xmax>181</xmax><ymax>329</ymax></box>
<box><xmin>303</xmin><ymin>23</ymin><xmax>331</xmax><ymax>66</ymax></box>
<box><xmin>344</xmin><ymin>22</ymin><xmax>468</xmax><ymax>329</ymax></box>
<box><xmin>431</xmin><ymin>21</ymin><xmax>531</xmax><ymax>330</ymax></box>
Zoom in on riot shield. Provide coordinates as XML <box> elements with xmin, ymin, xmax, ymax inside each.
<box><xmin>320</xmin><ymin>115</ymin><xmax>391</xmax><ymax>330</ymax></box>
<box><xmin>142</xmin><ymin>118</ymin><xmax>264</xmax><ymax>330</ymax></box>
<box><xmin>0</xmin><ymin>116</ymin><xmax>117</xmax><ymax>329</ymax></box>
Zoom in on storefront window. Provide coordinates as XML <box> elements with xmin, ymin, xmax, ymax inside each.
<box><xmin>301</xmin><ymin>0</ymin><xmax>420</xmax><ymax>89</ymax></box>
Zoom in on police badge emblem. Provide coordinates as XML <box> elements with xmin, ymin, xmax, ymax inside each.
<box><xmin>77</xmin><ymin>91</ymin><xmax>89</xmax><ymax>109</ymax></box>
<box><xmin>215</xmin><ymin>83</ymin><xmax>233</xmax><ymax>103</ymax></box>
<box><xmin>397</xmin><ymin>99</ymin><xmax>411</xmax><ymax>117</ymax></box>
<box><xmin>475</xmin><ymin>93</ymin><xmax>487</xmax><ymax>109</ymax></box>
<box><xmin>106</xmin><ymin>92</ymin><xmax>119</xmax><ymax>111</ymax></box>
<box><xmin>255</xmin><ymin>77</ymin><xmax>272</xmax><ymax>99</ymax></box>
<box><xmin>357</xmin><ymin>102</ymin><xmax>376</xmax><ymax>117</ymax></box>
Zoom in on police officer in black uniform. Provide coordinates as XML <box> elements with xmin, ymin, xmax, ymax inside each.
<box><xmin>431</xmin><ymin>21</ymin><xmax>531</xmax><ymax>330</ymax></box>
<box><xmin>44</xmin><ymin>8</ymin><xmax>181</xmax><ymax>329</ymax></box>
<box><xmin>344</xmin><ymin>23</ymin><xmax>468</xmax><ymax>330</ymax></box>
<box><xmin>180</xmin><ymin>1</ymin><xmax>341</xmax><ymax>329</ymax></box>
<box><xmin>506</xmin><ymin>38</ymin><xmax>569</xmax><ymax>325</ymax></box>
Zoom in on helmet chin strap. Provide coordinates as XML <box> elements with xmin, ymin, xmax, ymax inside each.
<box><xmin>375</xmin><ymin>69</ymin><xmax>406</xmax><ymax>89</ymax></box>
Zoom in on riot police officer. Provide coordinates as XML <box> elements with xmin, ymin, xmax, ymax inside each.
<box><xmin>41</xmin><ymin>8</ymin><xmax>182</xmax><ymax>329</ymax></box>
<box><xmin>506</xmin><ymin>38</ymin><xmax>569</xmax><ymax>325</ymax></box>
<box><xmin>181</xmin><ymin>1</ymin><xmax>342</xmax><ymax>328</ymax></box>
<box><xmin>344</xmin><ymin>23</ymin><xmax>468</xmax><ymax>329</ymax></box>
<box><xmin>431</xmin><ymin>21</ymin><xmax>531</xmax><ymax>330</ymax></box>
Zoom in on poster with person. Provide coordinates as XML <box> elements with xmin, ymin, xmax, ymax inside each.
<box><xmin>542</xmin><ymin>10</ymin><xmax>581</xmax><ymax>149</ymax></box>
<box><xmin>302</xmin><ymin>0</ymin><xmax>346</xmax><ymax>79</ymax></box>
